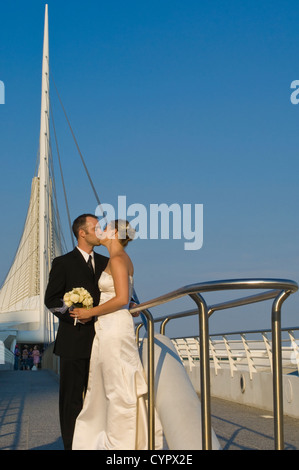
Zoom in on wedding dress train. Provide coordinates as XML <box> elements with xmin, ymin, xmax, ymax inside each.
<box><xmin>72</xmin><ymin>271</ymin><xmax>163</xmax><ymax>450</ymax></box>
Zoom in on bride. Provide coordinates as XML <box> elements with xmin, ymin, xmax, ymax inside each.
<box><xmin>70</xmin><ymin>219</ymin><xmax>162</xmax><ymax>450</ymax></box>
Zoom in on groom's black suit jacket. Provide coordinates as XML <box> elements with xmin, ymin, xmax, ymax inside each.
<box><xmin>44</xmin><ymin>248</ymin><xmax>109</xmax><ymax>359</ymax></box>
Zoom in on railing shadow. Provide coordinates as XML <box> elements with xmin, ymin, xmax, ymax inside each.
<box><xmin>0</xmin><ymin>376</ymin><xmax>26</xmax><ymax>450</ymax></box>
<box><xmin>0</xmin><ymin>370</ymin><xmax>62</xmax><ymax>450</ymax></box>
<box><xmin>211</xmin><ymin>406</ymin><xmax>298</xmax><ymax>450</ymax></box>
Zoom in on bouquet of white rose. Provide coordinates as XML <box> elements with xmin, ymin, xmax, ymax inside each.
<box><xmin>63</xmin><ymin>287</ymin><xmax>93</xmax><ymax>325</ymax></box>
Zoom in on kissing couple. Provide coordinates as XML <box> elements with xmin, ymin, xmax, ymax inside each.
<box><xmin>45</xmin><ymin>214</ymin><xmax>163</xmax><ymax>450</ymax></box>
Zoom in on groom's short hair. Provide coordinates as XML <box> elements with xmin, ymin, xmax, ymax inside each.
<box><xmin>72</xmin><ymin>214</ymin><xmax>98</xmax><ymax>240</ymax></box>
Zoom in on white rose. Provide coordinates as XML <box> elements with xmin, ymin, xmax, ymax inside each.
<box><xmin>83</xmin><ymin>297</ymin><xmax>93</xmax><ymax>307</ymax></box>
<box><xmin>64</xmin><ymin>300</ymin><xmax>73</xmax><ymax>307</ymax></box>
<box><xmin>70</xmin><ymin>293</ymin><xmax>80</xmax><ymax>303</ymax></box>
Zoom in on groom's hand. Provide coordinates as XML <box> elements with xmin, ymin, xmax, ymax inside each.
<box><xmin>129</xmin><ymin>302</ymin><xmax>140</xmax><ymax>317</ymax></box>
<box><xmin>79</xmin><ymin>317</ymin><xmax>93</xmax><ymax>324</ymax></box>
<box><xmin>70</xmin><ymin>307</ymin><xmax>94</xmax><ymax>324</ymax></box>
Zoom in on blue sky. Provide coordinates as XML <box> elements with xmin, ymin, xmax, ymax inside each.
<box><xmin>0</xmin><ymin>0</ymin><xmax>298</xmax><ymax>337</ymax></box>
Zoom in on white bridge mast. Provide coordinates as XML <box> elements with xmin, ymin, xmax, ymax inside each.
<box><xmin>0</xmin><ymin>4</ymin><xmax>64</xmax><ymax>345</ymax></box>
<box><xmin>38</xmin><ymin>4</ymin><xmax>50</xmax><ymax>340</ymax></box>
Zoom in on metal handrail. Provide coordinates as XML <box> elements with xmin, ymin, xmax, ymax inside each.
<box><xmin>130</xmin><ymin>278</ymin><xmax>298</xmax><ymax>450</ymax></box>
<box><xmin>141</xmin><ymin>290</ymin><xmax>282</xmax><ymax>336</ymax></box>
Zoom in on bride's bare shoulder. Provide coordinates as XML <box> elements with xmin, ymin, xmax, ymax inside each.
<box><xmin>110</xmin><ymin>252</ymin><xmax>133</xmax><ymax>276</ymax></box>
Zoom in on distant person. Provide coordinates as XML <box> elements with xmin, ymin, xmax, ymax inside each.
<box><xmin>32</xmin><ymin>345</ymin><xmax>41</xmax><ymax>370</ymax></box>
<box><xmin>14</xmin><ymin>344</ymin><xmax>20</xmax><ymax>370</ymax></box>
<box><xmin>28</xmin><ymin>348</ymin><xmax>33</xmax><ymax>369</ymax></box>
<box><xmin>21</xmin><ymin>346</ymin><xmax>29</xmax><ymax>370</ymax></box>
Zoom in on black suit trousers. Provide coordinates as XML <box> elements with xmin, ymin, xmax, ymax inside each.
<box><xmin>59</xmin><ymin>356</ymin><xmax>90</xmax><ymax>450</ymax></box>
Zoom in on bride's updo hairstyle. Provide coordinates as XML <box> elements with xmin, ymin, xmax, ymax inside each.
<box><xmin>111</xmin><ymin>219</ymin><xmax>135</xmax><ymax>248</ymax></box>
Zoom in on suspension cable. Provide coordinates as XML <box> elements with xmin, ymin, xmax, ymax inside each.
<box><xmin>49</xmin><ymin>100</ymin><xmax>75</xmax><ymax>248</ymax></box>
<box><xmin>49</xmin><ymin>67</ymin><xmax>107</xmax><ymax>223</ymax></box>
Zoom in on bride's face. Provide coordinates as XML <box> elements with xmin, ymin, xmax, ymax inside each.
<box><xmin>95</xmin><ymin>223</ymin><xmax>116</xmax><ymax>244</ymax></box>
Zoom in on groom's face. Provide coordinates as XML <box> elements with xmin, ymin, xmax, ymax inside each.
<box><xmin>82</xmin><ymin>217</ymin><xmax>101</xmax><ymax>247</ymax></box>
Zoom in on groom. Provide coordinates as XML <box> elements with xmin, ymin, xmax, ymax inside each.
<box><xmin>44</xmin><ymin>214</ymin><xmax>108</xmax><ymax>450</ymax></box>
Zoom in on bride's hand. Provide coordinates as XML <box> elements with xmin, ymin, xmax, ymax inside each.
<box><xmin>70</xmin><ymin>307</ymin><xmax>93</xmax><ymax>323</ymax></box>
<box><xmin>129</xmin><ymin>302</ymin><xmax>140</xmax><ymax>318</ymax></box>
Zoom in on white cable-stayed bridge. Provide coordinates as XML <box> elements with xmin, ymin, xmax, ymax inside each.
<box><xmin>0</xmin><ymin>4</ymin><xmax>299</xmax><ymax>451</ymax></box>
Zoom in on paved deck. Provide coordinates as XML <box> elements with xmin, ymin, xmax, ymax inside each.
<box><xmin>0</xmin><ymin>369</ymin><xmax>63</xmax><ymax>450</ymax></box>
<box><xmin>0</xmin><ymin>369</ymin><xmax>299</xmax><ymax>450</ymax></box>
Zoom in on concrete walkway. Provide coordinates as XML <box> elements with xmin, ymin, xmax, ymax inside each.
<box><xmin>0</xmin><ymin>370</ymin><xmax>63</xmax><ymax>450</ymax></box>
<box><xmin>0</xmin><ymin>369</ymin><xmax>299</xmax><ymax>450</ymax></box>
<box><xmin>211</xmin><ymin>395</ymin><xmax>299</xmax><ymax>450</ymax></box>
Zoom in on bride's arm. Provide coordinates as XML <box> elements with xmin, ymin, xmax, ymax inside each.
<box><xmin>70</xmin><ymin>256</ymin><xmax>130</xmax><ymax>321</ymax></box>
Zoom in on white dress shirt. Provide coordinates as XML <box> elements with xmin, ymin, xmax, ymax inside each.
<box><xmin>76</xmin><ymin>246</ymin><xmax>95</xmax><ymax>272</ymax></box>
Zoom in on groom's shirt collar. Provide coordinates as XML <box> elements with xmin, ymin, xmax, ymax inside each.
<box><xmin>76</xmin><ymin>246</ymin><xmax>95</xmax><ymax>268</ymax></box>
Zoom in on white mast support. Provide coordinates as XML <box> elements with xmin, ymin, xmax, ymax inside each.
<box><xmin>0</xmin><ymin>4</ymin><xmax>63</xmax><ymax>344</ymax></box>
<box><xmin>39</xmin><ymin>4</ymin><xmax>50</xmax><ymax>338</ymax></box>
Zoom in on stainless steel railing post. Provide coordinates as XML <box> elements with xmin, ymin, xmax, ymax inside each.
<box><xmin>271</xmin><ymin>290</ymin><xmax>291</xmax><ymax>450</ymax></box>
<box><xmin>135</xmin><ymin>323</ymin><xmax>143</xmax><ymax>345</ymax></box>
<box><xmin>141</xmin><ymin>309</ymin><xmax>155</xmax><ymax>450</ymax></box>
<box><xmin>189</xmin><ymin>293</ymin><xmax>212</xmax><ymax>450</ymax></box>
<box><xmin>160</xmin><ymin>317</ymin><xmax>170</xmax><ymax>335</ymax></box>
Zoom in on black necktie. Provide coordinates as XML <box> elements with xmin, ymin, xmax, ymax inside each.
<box><xmin>87</xmin><ymin>255</ymin><xmax>94</xmax><ymax>274</ymax></box>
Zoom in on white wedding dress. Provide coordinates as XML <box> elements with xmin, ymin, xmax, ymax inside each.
<box><xmin>72</xmin><ymin>271</ymin><xmax>163</xmax><ymax>450</ymax></box>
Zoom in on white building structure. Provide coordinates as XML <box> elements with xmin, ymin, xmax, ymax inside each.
<box><xmin>0</xmin><ymin>5</ymin><xmax>64</xmax><ymax>349</ymax></box>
